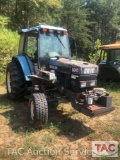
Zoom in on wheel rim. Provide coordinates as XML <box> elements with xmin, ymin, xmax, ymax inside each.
<box><xmin>30</xmin><ymin>101</ymin><xmax>34</xmax><ymax>121</ymax></box>
<box><xmin>7</xmin><ymin>72</ymin><xmax>11</xmax><ymax>93</ymax></box>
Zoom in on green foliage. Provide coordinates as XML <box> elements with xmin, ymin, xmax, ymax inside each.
<box><xmin>61</xmin><ymin>0</ymin><xmax>92</xmax><ymax>57</ymax></box>
<box><xmin>72</xmin><ymin>55</ymin><xmax>83</xmax><ymax>61</ymax></box>
<box><xmin>0</xmin><ymin>16</ymin><xmax>9</xmax><ymax>29</ymax></box>
<box><xmin>89</xmin><ymin>52</ymin><xmax>100</xmax><ymax>64</ymax></box>
<box><xmin>89</xmin><ymin>39</ymin><xmax>101</xmax><ymax>64</ymax></box>
<box><xmin>8</xmin><ymin>0</ymin><xmax>62</xmax><ymax>29</ymax></box>
<box><xmin>0</xmin><ymin>17</ymin><xmax>19</xmax><ymax>74</ymax></box>
<box><xmin>0</xmin><ymin>73</ymin><xmax>6</xmax><ymax>85</ymax></box>
<box><xmin>86</xmin><ymin>0</ymin><xmax>120</xmax><ymax>44</ymax></box>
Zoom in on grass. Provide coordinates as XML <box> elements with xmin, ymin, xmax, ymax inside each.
<box><xmin>0</xmin><ymin>73</ymin><xmax>5</xmax><ymax>85</ymax></box>
<box><xmin>0</xmin><ymin>84</ymin><xmax>120</xmax><ymax>160</ymax></box>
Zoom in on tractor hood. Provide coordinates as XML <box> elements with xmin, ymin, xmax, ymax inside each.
<box><xmin>49</xmin><ymin>58</ymin><xmax>98</xmax><ymax>75</ymax></box>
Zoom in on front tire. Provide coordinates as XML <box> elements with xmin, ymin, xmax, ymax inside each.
<box><xmin>6</xmin><ymin>62</ymin><xmax>26</xmax><ymax>99</ymax></box>
<box><xmin>29</xmin><ymin>93</ymin><xmax>48</xmax><ymax>129</ymax></box>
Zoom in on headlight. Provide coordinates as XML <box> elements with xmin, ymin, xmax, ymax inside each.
<box><xmin>80</xmin><ymin>80</ymin><xmax>97</xmax><ymax>88</ymax></box>
<box><xmin>80</xmin><ymin>82</ymin><xmax>86</xmax><ymax>87</ymax></box>
<box><xmin>84</xmin><ymin>68</ymin><xmax>95</xmax><ymax>74</ymax></box>
<box><xmin>90</xmin><ymin>80</ymin><xmax>96</xmax><ymax>86</ymax></box>
<box><xmin>49</xmin><ymin>73</ymin><xmax>56</xmax><ymax>80</ymax></box>
<box><xmin>81</xmin><ymin>67</ymin><xmax>98</xmax><ymax>74</ymax></box>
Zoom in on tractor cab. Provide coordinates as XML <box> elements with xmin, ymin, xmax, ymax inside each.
<box><xmin>98</xmin><ymin>42</ymin><xmax>120</xmax><ymax>81</ymax></box>
<box><xmin>18</xmin><ymin>25</ymin><xmax>71</xmax><ymax>72</ymax></box>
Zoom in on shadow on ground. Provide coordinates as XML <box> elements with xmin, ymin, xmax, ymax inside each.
<box><xmin>0</xmin><ymin>93</ymin><xmax>95</xmax><ymax>141</ymax></box>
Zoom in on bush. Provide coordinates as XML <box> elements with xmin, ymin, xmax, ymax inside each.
<box><xmin>88</xmin><ymin>52</ymin><xmax>100</xmax><ymax>64</ymax></box>
<box><xmin>0</xmin><ymin>16</ymin><xmax>19</xmax><ymax>84</ymax></box>
<box><xmin>0</xmin><ymin>29</ymin><xmax>19</xmax><ymax>73</ymax></box>
<box><xmin>88</xmin><ymin>39</ymin><xmax>101</xmax><ymax>64</ymax></box>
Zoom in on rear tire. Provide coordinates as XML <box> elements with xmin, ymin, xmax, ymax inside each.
<box><xmin>6</xmin><ymin>62</ymin><xmax>26</xmax><ymax>99</ymax></box>
<box><xmin>29</xmin><ymin>93</ymin><xmax>48</xmax><ymax>129</ymax></box>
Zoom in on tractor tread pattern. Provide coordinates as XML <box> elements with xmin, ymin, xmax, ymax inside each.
<box><xmin>30</xmin><ymin>93</ymin><xmax>48</xmax><ymax>129</ymax></box>
<box><xmin>6</xmin><ymin>62</ymin><xmax>26</xmax><ymax>99</ymax></box>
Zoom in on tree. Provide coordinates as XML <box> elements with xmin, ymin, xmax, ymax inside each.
<box><xmin>9</xmin><ymin>0</ymin><xmax>62</xmax><ymax>29</ymax></box>
<box><xmin>60</xmin><ymin>0</ymin><xmax>92</xmax><ymax>59</ymax></box>
<box><xmin>1</xmin><ymin>0</ymin><xmax>120</xmax><ymax>60</ymax></box>
<box><xmin>86</xmin><ymin>0</ymin><xmax>120</xmax><ymax>44</ymax></box>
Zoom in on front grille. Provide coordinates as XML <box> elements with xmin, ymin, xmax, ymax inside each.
<box><xmin>79</xmin><ymin>74</ymin><xmax>97</xmax><ymax>81</ymax></box>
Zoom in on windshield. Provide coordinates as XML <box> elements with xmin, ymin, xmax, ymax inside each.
<box><xmin>39</xmin><ymin>32</ymin><xmax>71</xmax><ymax>58</ymax></box>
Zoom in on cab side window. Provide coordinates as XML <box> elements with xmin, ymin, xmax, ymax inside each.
<box><xmin>111</xmin><ymin>50</ymin><xmax>120</xmax><ymax>60</ymax></box>
<box><xmin>26</xmin><ymin>36</ymin><xmax>37</xmax><ymax>58</ymax></box>
<box><xmin>99</xmin><ymin>50</ymin><xmax>107</xmax><ymax>64</ymax></box>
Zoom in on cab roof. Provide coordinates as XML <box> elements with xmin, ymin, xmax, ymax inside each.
<box><xmin>19</xmin><ymin>25</ymin><xmax>67</xmax><ymax>34</ymax></box>
<box><xmin>100</xmin><ymin>42</ymin><xmax>120</xmax><ymax>50</ymax></box>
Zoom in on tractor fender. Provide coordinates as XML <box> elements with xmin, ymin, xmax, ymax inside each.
<box><xmin>12</xmin><ymin>56</ymin><xmax>31</xmax><ymax>81</ymax></box>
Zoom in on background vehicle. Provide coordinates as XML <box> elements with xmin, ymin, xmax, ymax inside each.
<box><xmin>98</xmin><ymin>41</ymin><xmax>120</xmax><ymax>81</ymax></box>
<box><xmin>6</xmin><ymin>25</ymin><xmax>115</xmax><ymax>128</ymax></box>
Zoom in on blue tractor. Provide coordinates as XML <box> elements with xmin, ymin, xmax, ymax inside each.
<box><xmin>6</xmin><ymin>25</ymin><xmax>115</xmax><ymax>128</ymax></box>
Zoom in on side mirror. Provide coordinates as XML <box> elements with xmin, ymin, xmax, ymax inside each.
<box><xmin>69</xmin><ymin>37</ymin><xmax>76</xmax><ymax>50</ymax></box>
<box><xmin>69</xmin><ymin>37</ymin><xmax>77</xmax><ymax>56</ymax></box>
